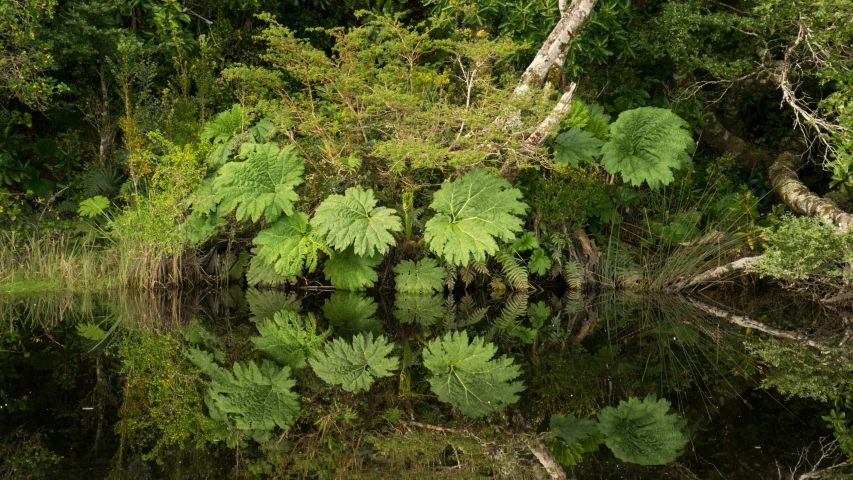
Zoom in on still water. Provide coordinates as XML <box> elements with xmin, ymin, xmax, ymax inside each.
<box><xmin>0</xmin><ymin>288</ymin><xmax>845</xmax><ymax>479</ymax></box>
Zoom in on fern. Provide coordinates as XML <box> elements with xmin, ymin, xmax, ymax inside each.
<box><xmin>253</xmin><ymin>212</ymin><xmax>331</xmax><ymax>277</ymax></box>
<box><xmin>252</xmin><ymin>310</ymin><xmax>330</xmax><ymax>369</ymax></box>
<box><xmin>322</xmin><ymin>292</ymin><xmax>382</xmax><ymax>339</ymax></box>
<box><xmin>309</xmin><ymin>332</ymin><xmax>400</xmax><ymax>393</ymax></box>
<box><xmin>424</xmin><ymin>169</ymin><xmax>527</xmax><ymax>266</ymax></box>
<box><xmin>597</xmin><ymin>395</ymin><xmax>688</xmax><ymax>465</ymax></box>
<box><xmin>86</xmin><ymin>166</ymin><xmax>125</xmax><ymax>197</ymax></box>
<box><xmin>443</xmin><ymin>295</ymin><xmax>488</xmax><ymax>330</ymax></box>
<box><xmin>393</xmin><ymin>293</ymin><xmax>446</xmax><ymax>326</ymax></box>
<box><xmin>493</xmin><ymin>293</ymin><xmax>529</xmax><ymax>331</ymax></box>
<box><xmin>423</xmin><ymin>331</ymin><xmax>524</xmax><ymax>418</ymax></box>
<box><xmin>600</xmin><ymin>107</ymin><xmax>693</xmax><ymax>190</ymax></box>
<box><xmin>394</xmin><ymin>258</ymin><xmax>447</xmax><ymax>294</ymax></box>
<box><xmin>562</xmin><ymin>260</ymin><xmax>583</xmax><ymax>290</ymax></box>
<box><xmin>495</xmin><ymin>250</ymin><xmax>529</xmax><ymax>291</ymax></box>
<box><xmin>311</xmin><ymin>186</ymin><xmax>402</xmax><ymax>257</ymax></box>
<box><xmin>323</xmin><ymin>248</ymin><xmax>382</xmax><ymax>291</ymax></box>
<box><xmin>207</xmin><ymin>360</ymin><xmax>301</xmax><ymax>431</ymax></box>
<box><xmin>214</xmin><ymin>142</ymin><xmax>304</xmax><ymax>223</ymax></box>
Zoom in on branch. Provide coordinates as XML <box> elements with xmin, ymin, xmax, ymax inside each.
<box><xmin>769</xmin><ymin>152</ymin><xmax>853</xmax><ymax>232</ymax></box>
<box><xmin>525</xmin><ymin>438</ymin><xmax>567</xmax><ymax>480</ymax></box>
<box><xmin>527</xmin><ymin>83</ymin><xmax>577</xmax><ymax>145</ymax></box>
<box><xmin>678</xmin><ymin>256</ymin><xmax>760</xmax><ymax>290</ymax></box>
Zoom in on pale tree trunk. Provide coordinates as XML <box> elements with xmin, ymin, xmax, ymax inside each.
<box><xmin>769</xmin><ymin>152</ymin><xmax>853</xmax><ymax>233</ymax></box>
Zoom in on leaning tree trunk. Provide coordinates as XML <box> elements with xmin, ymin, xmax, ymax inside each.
<box><xmin>770</xmin><ymin>152</ymin><xmax>853</xmax><ymax>233</ymax></box>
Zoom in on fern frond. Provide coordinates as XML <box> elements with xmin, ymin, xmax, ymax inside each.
<box><xmin>495</xmin><ymin>250</ymin><xmax>529</xmax><ymax>291</ymax></box>
<box><xmin>86</xmin><ymin>166</ymin><xmax>125</xmax><ymax>197</ymax></box>
<box><xmin>494</xmin><ymin>293</ymin><xmax>528</xmax><ymax>330</ymax></box>
<box><xmin>563</xmin><ymin>260</ymin><xmax>583</xmax><ymax>290</ymax></box>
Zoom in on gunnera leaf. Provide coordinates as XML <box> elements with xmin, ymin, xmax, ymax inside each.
<box><xmin>311</xmin><ymin>186</ymin><xmax>402</xmax><ymax>257</ymax></box>
<box><xmin>550</xmin><ymin>413</ymin><xmax>599</xmax><ymax>444</ymax></box>
<box><xmin>78</xmin><ymin>196</ymin><xmax>110</xmax><ymax>218</ymax></box>
<box><xmin>424</xmin><ymin>169</ymin><xmax>527</xmax><ymax>266</ymax></box>
<box><xmin>252</xmin><ymin>311</ymin><xmax>330</xmax><ymax>369</ymax></box>
<box><xmin>600</xmin><ymin>107</ymin><xmax>693</xmax><ymax>190</ymax></box>
<box><xmin>76</xmin><ymin>322</ymin><xmax>107</xmax><ymax>341</ymax></box>
<box><xmin>393</xmin><ymin>293</ymin><xmax>446</xmax><ymax>326</ymax></box>
<box><xmin>553</xmin><ymin>127</ymin><xmax>605</xmax><ymax>168</ymax></box>
<box><xmin>201</xmin><ymin>104</ymin><xmax>243</xmax><ymax>144</ymax></box>
<box><xmin>597</xmin><ymin>395</ymin><xmax>688</xmax><ymax>465</ymax></box>
<box><xmin>547</xmin><ymin>439</ymin><xmax>585</xmax><ymax>467</ymax></box>
<box><xmin>247</xmin><ymin>288</ymin><xmax>302</xmax><ymax>322</ymax></box>
<box><xmin>422</xmin><ymin>331</ymin><xmax>525</xmax><ymax>418</ymax></box>
<box><xmin>208</xmin><ymin>360</ymin><xmax>301</xmax><ymax>431</ymax></box>
<box><xmin>323</xmin><ymin>248</ymin><xmax>382</xmax><ymax>291</ymax></box>
<box><xmin>322</xmin><ymin>292</ymin><xmax>382</xmax><ymax>339</ymax></box>
<box><xmin>309</xmin><ymin>332</ymin><xmax>400</xmax><ymax>393</ymax></box>
<box><xmin>213</xmin><ymin>142</ymin><xmax>305</xmax><ymax>223</ymax></box>
<box><xmin>393</xmin><ymin>258</ymin><xmax>447</xmax><ymax>294</ymax></box>
<box><xmin>246</xmin><ymin>254</ymin><xmax>290</xmax><ymax>287</ymax></box>
<box><xmin>181</xmin><ymin>319</ymin><xmax>219</xmax><ymax>348</ymax></box>
<box><xmin>253</xmin><ymin>212</ymin><xmax>331</xmax><ymax>277</ymax></box>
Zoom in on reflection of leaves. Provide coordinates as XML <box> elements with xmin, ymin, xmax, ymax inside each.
<box><xmin>423</xmin><ymin>331</ymin><xmax>524</xmax><ymax>418</ymax></box>
<box><xmin>323</xmin><ymin>292</ymin><xmax>382</xmax><ymax>339</ymax></box>
<box><xmin>323</xmin><ymin>248</ymin><xmax>382</xmax><ymax>291</ymax></box>
<box><xmin>252</xmin><ymin>311</ymin><xmax>330</xmax><ymax>369</ymax></box>
<box><xmin>597</xmin><ymin>395</ymin><xmax>688</xmax><ymax>465</ymax></box>
<box><xmin>181</xmin><ymin>319</ymin><xmax>219</xmax><ymax>348</ymax></box>
<box><xmin>528</xmin><ymin>301</ymin><xmax>551</xmax><ymax>329</ymax></box>
<box><xmin>247</xmin><ymin>288</ymin><xmax>302</xmax><ymax>322</ymax></box>
<box><xmin>208</xmin><ymin>360</ymin><xmax>301</xmax><ymax>431</ymax></box>
<box><xmin>246</xmin><ymin>254</ymin><xmax>290</xmax><ymax>287</ymax></box>
<box><xmin>547</xmin><ymin>439</ymin><xmax>584</xmax><ymax>466</ymax></box>
<box><xmin>394</xmin><ymin>258</ymin><xmax>447</xmax><ymax>293</ymax></box>
<box><xmin>393</xmin><ymin>294</ymin><xmax>446</xmax><ymax>326</ymax></box>
<box><xmin>76</xmin><ymin>322</ymin><xmax>107</xmax><ymax>341</ymax></box>
<box><xmin>309</xmin><ymin>333</ymin><xmax>399</xmax><ymax>393</ymax></box>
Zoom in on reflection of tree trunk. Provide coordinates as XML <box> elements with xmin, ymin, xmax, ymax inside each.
<box><xmin>688</xmin><ymin>298</ymin><xmax>829</xmax><ymax>350</ymax></box>
<box><xmin>769</xmin><ymin>152</ymin><xmax>853</xmax><ymax>233</ymax></box>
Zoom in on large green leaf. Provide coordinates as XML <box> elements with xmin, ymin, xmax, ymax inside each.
<box><xmin>247</xmin><ymin>288</ymin><xmax>302</xmax><ymax>322</ymax></box>
<box><xmin>322</xmin><ymin>292</ymin><xmax>382</xmax><ymax>339</ymax></box>
<box><xmin>553</xmin><ymin>127</ymin><xmax>604</xmax><ymax>168</ymax></box>
<box><xmin>600</xmin><ymin>107</ymin><xmax>693</xmax><ymax>190</ymax></box>
<box><xmin>253</xmin><ymin>212</ymin><xmax>331</xmax><ymax>277</ymax></box>
<box><xmin>246</xmin><ymin>254</ymin><xmax>290</xmax><ymax>287</ymax></box>
<box><xmin>309</xmin><ymin>332</ymin><xmax>400</xmax><ymax>393</ymax></box>
<box><xmin>213</xmin><ymin>142</ymin><xmax>304</xmax><ymax>223</ymax></box>
<box><xmin>323</xmin><ymin>248</ymin><xmax>382</xmax><ymax>291</ymax></box>
<box><xmin>208</xmin><ymin>360</ymin><xmax>301</xmax><ymax>431</ymax></box>
<box><xmin>252</xmin><ymin>310</ymin><xmax>330</xmax><ymax>369</ymax></box>
<box><xmin>393</xmin><ymin>293</ymin><xmax>446</xmax><ymax>326</ymax></box>
<box><xmin>393</xmin><ymin>258</ymin><xmax>447</xmax><ymax>293</ymax></box>
<box><xmin>597</xmin><ymin>395</ymin><xmax>688</xmax><ymax>465</ymax></box>
<box><xmin>78</xmin><ymin>196</ymin><xmax>109</xmax><ymax>218</ymax></box>
<box><xmin>311</xmin><ymin>186</ymin><xmax>402</xmax><ymax>257</ymax></box>
<box><xmin>422</xmin><ymin>331</ymin><xmax>524</xmax><ymax>418</ymax></box>
<box><xmin>424</xmin><ymin>169</ymin><xmax>527</xmax><ymax>266</ymax></box>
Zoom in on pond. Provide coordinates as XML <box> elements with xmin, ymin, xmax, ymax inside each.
<box><xmin>0</xmin><ymin>287</ymin><xmax>847</xmax><ymax>479</ymax></box>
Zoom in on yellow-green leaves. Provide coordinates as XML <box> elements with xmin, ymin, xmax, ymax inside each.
<box><xmin>323</xmin><ymin>248</ymin><xmax>382</xmax><ymax>291</ymax></box>
<box><xmin>311</xmin><ymin>186</ymin><xmax>402</xmax><ymax>257</ymax></box>
<box><xmin>213</xmin><ymin>143</ymin><xmax>304</xmax><ymax>223</ymax></box>
<box><xmin>252</xmin><ymin>310</ymin><xmax>330</xmax><ymax>369</ymax></box>
<box><xmin>553</xmin><ymin>127</ymin><xmax>604</xmax><ymax>168</ymax></box>
<box><xmin>309</xmin><ymin>332</ymin><xmax>400</xmax><ymax>393</ymax></box>
<box><xmin>422</xmin><ymin>330</ymin><xmax>524</xmax><ymax>418</ymax></box>
<box><xmin>424</xmin><ymin>170</ymin><xmax>527</xmax><ymax>266</ymax></box>
<box><xmin>393</xmin><ymin>258</ymin><xmax>447</xmax><ymax>293</ymax></box>
<box><xmin>597</xmin><ymin>395</ymin><xmax>688</xmax><ymax>465</ymax></box>
<box><xmin>253</xmin><ymin>212</ymin><xmax>331</xmax><ymax>277</ymax></box>
<box><xmin>600</xmin><ymin>107</ymin><xmax>693</xmax><ymax>190</ymax></box>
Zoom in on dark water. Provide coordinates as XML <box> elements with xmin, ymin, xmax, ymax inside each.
<box><xmin>0</xmin><ymin>288</ymin><xmax>843</xmax><ymax>479</ymax></box>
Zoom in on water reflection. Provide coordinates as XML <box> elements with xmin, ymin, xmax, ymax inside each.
<box><xmin>0</xmin><ymin>288</ymin><xmax>848</xmax><ymax>478</ymax></box>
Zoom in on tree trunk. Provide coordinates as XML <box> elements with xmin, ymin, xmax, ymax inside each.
<box><xmin>769</xmin><ymin>152</ymin><xmax>853</xmax><ymax>233</ymax></box>
<box><xmin>516</xmin><ymin>0</ymin><xmax>598</xmax><ymax>93</ymax></box>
